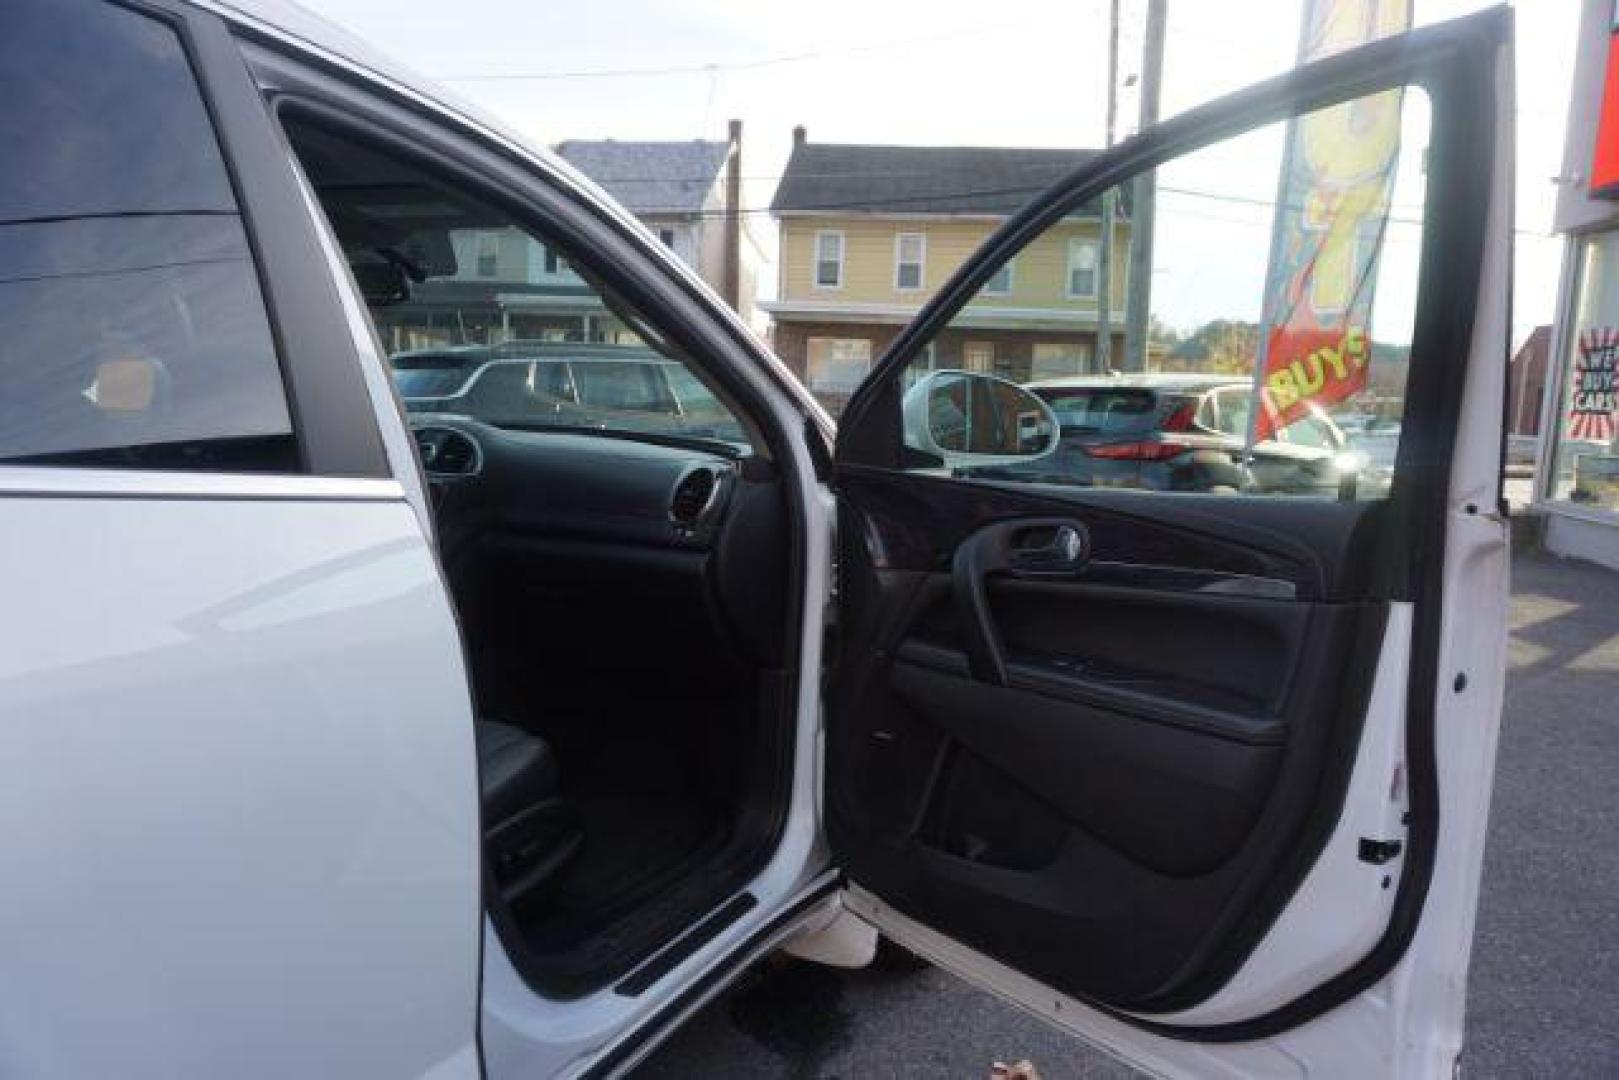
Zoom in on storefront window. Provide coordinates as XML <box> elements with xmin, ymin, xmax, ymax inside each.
<box><xmin>1545</xmin><ymin>230</ymin><xmax>1619</xmax><ymax>511</ymax></box>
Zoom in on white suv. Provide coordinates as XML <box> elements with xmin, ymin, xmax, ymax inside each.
<box><xmin>0</xmin><ymin>2</ymin><xmax>1513</xmax><ymax>1077</ymax></box>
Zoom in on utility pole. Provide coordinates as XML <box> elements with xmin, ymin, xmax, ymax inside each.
<box><xmin>1123</xmin><ymin>0</ymin><xmax>1166</xmax><ymax>372</ymax></box>
<box><xmin>1094</xmin><ymin>0</ymin><xmax>1120</xmax><ymax>373</ymax></box>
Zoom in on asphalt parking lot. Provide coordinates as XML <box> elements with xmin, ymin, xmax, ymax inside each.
<box><xmin>634</xmin><ymin>550</ymin><xmax>1619</xmax><ymax>1079</ymax></box>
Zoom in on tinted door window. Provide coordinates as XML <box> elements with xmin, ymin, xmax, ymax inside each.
<box><xmin>895</xmin><ymin>86</ymin><xmax>1431</xmax><ymax>500</ymax></box>
<box><xmin>573</xmin><ymin>362</ymin><xmax>672</xmax><ymax>413</ymax></box>
<box><xmin>0</xmin><ymin>0</ymin><xmax>296</xmax><ymax>471</ymax></box>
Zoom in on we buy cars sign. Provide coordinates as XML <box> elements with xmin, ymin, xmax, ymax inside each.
<box><xmin>1249</xmin><ymin>0</ymin><xmax>1411</xmax><ymax>444</ymax></box>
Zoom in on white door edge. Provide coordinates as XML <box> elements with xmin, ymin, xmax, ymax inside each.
<box><xmin>1143</xmin><ymin>603</ymin><xmax>1413</xmax><ymax>1025</ymax></box>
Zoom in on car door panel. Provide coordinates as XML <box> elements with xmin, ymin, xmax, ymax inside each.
<box><xmin>0</xmin><ymin>489</ymin><xmax>482</xmax><ymax>1078</ymax></box>
<box><xmin>830</xmin><ymin>470</ymin><xmax>1388</xmax><ymax>1006</ymax></box>
<box><xmin>827</xmin><ymin>7</ymin><xmax>1509</xmax><ymax>1062</ymax></box>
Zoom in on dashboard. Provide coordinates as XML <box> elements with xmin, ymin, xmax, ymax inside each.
<box><xmin>413</xmin><ymin>417</ymin><xmax>739</xmax><ymax>548</ymax></box>
<box><xmin>409</xmin><ymin>415</ymin><xmax>788</xmax><ymax>669</ymax></box>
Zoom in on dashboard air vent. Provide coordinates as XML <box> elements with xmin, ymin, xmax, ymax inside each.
<box><xmin>417</xmin><ymin>428</ymin><xmax>481</xmax><ymax>476</ymax></box>
<box><xmin>670</xmin><ymin>467</ymin><xmax>719</xmax><ymax>525</ymax></box>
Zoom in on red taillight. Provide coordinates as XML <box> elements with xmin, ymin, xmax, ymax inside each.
<box><xmin>1083</xmin><ymin>440</ymin><xmax>1189</xmax><ymax>462</ymax></box>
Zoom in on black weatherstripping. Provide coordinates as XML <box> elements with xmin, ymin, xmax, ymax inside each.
<box><xmin>827</xmin><ymin>7</ymin><xmax>1507</xmax><ymax>1039</ymax></box>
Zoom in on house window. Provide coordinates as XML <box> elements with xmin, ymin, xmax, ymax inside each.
<box><xmin>1066</xmin><ymin>239</ymin><xmax>1098</xmax><ymax>298</ymax></box>
<box><xmin>814</xmin><ymin>231</ymin><xmax>844</xmax><ymax>288</ymax></box>
<box><xmin>475</xmin><ymin>231</ymin><xmax>501</xmax><ymax>278</ymax></box>
<box><xmin>1032</xmin><ymin>342</ymin><xmax>1092</xmax><ymax>379</ymax></box>
<box><xmin>895</xmin><ymin>232</ymin><xmax>926</xmax><ymax>291</ymax></box>
<box><xmin>963</xmin><ymin>341</ymin><xmax>995</xmax><ymax>373</ymax></box>
<box><xmin>658</xmin><ymin>227</ymin><xmax>677</xmax><ymax>249</ymax></box>
<box><xmin>983</xmin><ymin>260</ymin><xmax>1014</xmax><ymax>296</ymax></box>
<box><xmin>806</xmin><ymin>336</ymin><xmax>871</xmax><ymax>394</ymax></box>
<box><xmin>541</xmin><ymin>247</ymin><xmax>573</xmax><ymax>277</ymax></box>
<box><xmin>476</xmin><ymin>231</ymin><xmax>500</xmax><ymax>277</ymax></box>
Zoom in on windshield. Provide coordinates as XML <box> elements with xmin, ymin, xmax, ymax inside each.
<box><xmin>392</xmin><ymin>349</ymin><xmax>750</xmax><ymax>448</ymax></box>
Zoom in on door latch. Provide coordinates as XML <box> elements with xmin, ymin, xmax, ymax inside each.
<box><xmin>1357</xmin><ymin>837</ymin><xmax>1404</xmax><ymax>865</ymax></box>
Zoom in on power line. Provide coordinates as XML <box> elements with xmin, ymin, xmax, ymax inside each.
<box><xmin>596</xmin><ymin>178</ymin><xmax>1394</xmax><ymax>221</ymax></box>
<box><xmin>432</xmin><ymin>22</ymin><xmax>1025</xmax><ymax>83</ymax></box>
<box><xmin>616</xmin><ymin>180</ymin><xmax>1546</xmax><ymax>241</ymax></box>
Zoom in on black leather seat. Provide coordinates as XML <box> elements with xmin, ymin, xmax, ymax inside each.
<box><xmin>475</xmin><ymin>720</ymin><xmax>579</xmax><ymax>905</ymax></box>
<box><xmin>477</xmin><ymin>720</ymin><xmax>560</xmax><ymax>823</ymax></box>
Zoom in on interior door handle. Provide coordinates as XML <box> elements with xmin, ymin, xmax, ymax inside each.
<box><xmin>951</xmin><ymin>518</ymin><xmax>1090</xmax><ymax>686</ymax></box>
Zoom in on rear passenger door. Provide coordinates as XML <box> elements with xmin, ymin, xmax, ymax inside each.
<box><xmin>829</xmin><ymin>10</ymin><xmax>1510</xmax><ymax>1076</ymax></box>
<box><xmin>0</xmin><ymin>2</ymin><xmax>480</xmax><ymax>1075</ymax></box>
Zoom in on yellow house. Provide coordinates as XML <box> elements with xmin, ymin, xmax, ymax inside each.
<box><xmin>762</xmin><ymin>129</ymin><xmax>1129</xmax><ymax>412</ymax></box>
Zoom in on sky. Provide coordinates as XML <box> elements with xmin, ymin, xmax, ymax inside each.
<box><xmin>302</xmin><ymin>0</ymin><xmax>1579</xmax><ymax>349</ymax></box>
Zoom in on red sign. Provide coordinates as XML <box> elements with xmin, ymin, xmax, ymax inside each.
<box><xmin>1592</xmin><ymin>2</ymin><xmax>1619</xmax><ymax>197</ymax></box>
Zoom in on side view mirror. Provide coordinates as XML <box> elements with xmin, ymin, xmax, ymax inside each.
<box><xmin>902</xmin><ymin>370</ymin><xmax>1061</xmax><ymax>470</ymax></box>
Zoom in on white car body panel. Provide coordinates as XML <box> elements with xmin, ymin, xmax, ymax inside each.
<box><xmin>0</xmin><ymin>491</ymin><xmax>482</xmax><ymax>1078</ymax></box>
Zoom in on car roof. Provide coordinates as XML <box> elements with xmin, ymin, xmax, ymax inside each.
<box><xmin>202</xmin><ymin>0</ymin><xmax>642</xmax><ymax>239</ymax></box>
<box><xmin>1027</xmin><ymin>373</ymin><xmax>1250</xmax><ymax>393</ymax></box>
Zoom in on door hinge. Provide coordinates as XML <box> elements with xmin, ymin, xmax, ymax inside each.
<box><xmin>1358</xmin><ymin>837</ymin><xmax>1404</xmax><ymax>865</ymax></box>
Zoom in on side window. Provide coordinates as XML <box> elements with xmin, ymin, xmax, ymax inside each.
<box><xmin>279</xmin><ymin>116</ymin><xmax>752</xmax><ymax>451</ymax></box>
<box><xmin>899</xmin><ymin>84</ymin><xmax>1430</xmax><ymax>500</ymax></box>
<box><xmin>1281</xmin><ymin>413</ymin><xmax>1339</xmax><ymax>450</ymax></box>
<box><xmin>0</xmin><ymin>0</ymin><xmax>297</xmax><ymax>472</ymax></box>
<box><xmin>1211</xmin><ymin>389</ymin><xmax>1252</xmax><ymax>439</ymax></box>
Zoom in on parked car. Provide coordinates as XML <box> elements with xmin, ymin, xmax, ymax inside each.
<box><xmin>0</xmin><ymin>2</ymin><xmax>1513</xmax><ymax>1078</ymax></box>
<box><xmin>391</xmin><ymin>341</ymin><xmax>749</xmax><ymax>444</ymax></box>
<box><xmin>961</xmin><ymin>373</ymin><xmax>1374</xmax><ymax>495</ymax></box>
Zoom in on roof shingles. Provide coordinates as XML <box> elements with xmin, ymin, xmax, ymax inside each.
<box><xmin>555</xmin><ymin>139</ymin><xmax>729</xmax><ymax>216</ymax></box>
<box><xmin>770</xmin><ymin>142</ymin><xmax>1103</xmax><ymax>217</ymax></box>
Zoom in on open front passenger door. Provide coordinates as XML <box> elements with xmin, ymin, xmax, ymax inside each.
<box><xmin>826</xmin><ymin>10</ymin><xmax>1512</xmax><ymax>1076</ymax></box>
